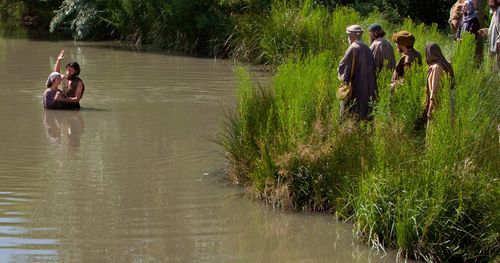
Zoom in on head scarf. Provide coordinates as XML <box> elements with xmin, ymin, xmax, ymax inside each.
<box><xmin>425</xmin><ymin>43</ymin><xmax>454</xmax><ymax>77</ymax></box>
<box><xmin>392</xmin><ymin>31</ymin><xmax>415</xmax><ymax>47</ymax></box>
<box><xmin>46</xmin><ymin>72</ymin><xmax>61</xmax><ymax>88</ymax></box>
<box><xmin>462</xmin><ymin>0</ymin><xmax>478</xmax><ymax>23</ymax></box>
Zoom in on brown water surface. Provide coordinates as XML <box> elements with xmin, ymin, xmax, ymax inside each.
<box><xmin>0</xmin><ymin>38</ymin><xmax>405</xmax><ymax>262</ymax></box>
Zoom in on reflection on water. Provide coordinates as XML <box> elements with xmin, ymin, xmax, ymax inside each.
<box><xmin>44</xmin><ymin>110</ymin><xmax>84</xmax><ymax>149</ymax></box>
<box><xmin>0</xmin><ymin>38</ymin><xmax>407</xmax><ymax>263</ymax></box>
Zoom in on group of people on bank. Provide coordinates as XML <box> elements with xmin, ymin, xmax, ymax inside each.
<box><xmin>337</xmin><ymin>0</ymin><xmax>499</xmax><ymax>123</ymax></box>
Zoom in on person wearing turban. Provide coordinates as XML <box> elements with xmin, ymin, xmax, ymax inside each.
<box><xmin>337</xmin><ymin>25</ymin><xmax>377</xmax><ymax>120</ymax></box>
<box><xmin>390</xmin><ymin>31</ymin><xmax>422</xmax><ymax>90</ymax></box>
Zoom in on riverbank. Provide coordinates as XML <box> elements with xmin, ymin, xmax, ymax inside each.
<box><xmin>219</xmin><ymin>3</ymin><xmax>499</xmax><ymax>262</ymax></box>
<box><xmin>3</xmin><ymin>0</ymin><xmax>460</xmax><ymax>58</ymax></box>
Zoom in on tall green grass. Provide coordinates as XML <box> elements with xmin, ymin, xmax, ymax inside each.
<box><xmin>230</xmin><ymin>1</ymin><xmax>360</xmax><ymax>64</ymax></box>
<box><xmin>220</xmin><ymin>2</ymin><xmax>500</xmax><ymax>261</ymax></box>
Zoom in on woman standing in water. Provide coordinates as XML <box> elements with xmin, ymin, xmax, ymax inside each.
<box><xmin>43</xmin><ymin>72</ymin><xmax>71</xmax><ymax>109</ymax></box>
<box><xmin>54</xmin><ymin>49</ymin><xmax>85</xmax><ymax>109</ymax></box>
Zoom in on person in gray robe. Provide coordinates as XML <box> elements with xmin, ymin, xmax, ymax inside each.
<box><xmin>338</xmin><ymin>25</ymin><xmax>377</xmax><ymax>120</ymax></box>
<box><xmin>368</xmin><ymin>23</ymin><xmax>396</xmax><ymax>72</ymax></box>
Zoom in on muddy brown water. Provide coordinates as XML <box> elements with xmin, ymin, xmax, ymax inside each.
<box><xmin>0</xmin><ymin>38</ymin><xmax>407</xmax><ymax>262</ymax></box>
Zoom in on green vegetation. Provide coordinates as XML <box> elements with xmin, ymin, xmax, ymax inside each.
<box><xmin>48</xmin><ymin>0</ymin><xmax>232</xmax><ymax>55</ymax></box>
<box><xmin>219</xmin><ymin>1</ymin><xmax>499</xmax><ymax>262</ymax></box>
<box><xmin>2</xmin><ymin>0</ymin><xmax>498</xmax><ymax>261</ymax></box>
<box><xmin>0</xmin><ymin>0</ymin><xmax>62</xmax><ymax>38</ymax></box>
<box><xmin>1</xmin><ymin>0</ymin><xmax>460</xmax><ymax>56</ymax></box>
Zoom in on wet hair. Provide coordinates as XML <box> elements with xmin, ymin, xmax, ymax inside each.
<box><xmin>65</xmin><ymin>62</ymin><xmax>81</xmax><ymax>77</ymax></box>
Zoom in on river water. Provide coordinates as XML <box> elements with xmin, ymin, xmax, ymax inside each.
<box><xmin>0</xmin><ymin>38</ymin><xmax>403</xmax><ymax>262</ymax></box>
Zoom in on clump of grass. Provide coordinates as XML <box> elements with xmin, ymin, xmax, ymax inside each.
<box><xmin>219</xmin><ymin>68</ymin><xmax>278</xmax><ymax>187</ymax></box>
<box><xmin>355</xmin><ymin>33</ymin><xmax>500</xmax><ymax>261</ymax></box>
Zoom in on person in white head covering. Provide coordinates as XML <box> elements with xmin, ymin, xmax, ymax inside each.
<box><xmin>456</xmin><ymin>0</ymin><xmax>481</xmax><ymax>40</ymax></box>
<box><xmin>337</xmin><ymin>25</ymin><xmax>377</xmax><ymax>120</ymax></box>
<box><xmin>43</xmin><ymin>72</ymin><xmax>71</xmax><ymax>109</ymax></box>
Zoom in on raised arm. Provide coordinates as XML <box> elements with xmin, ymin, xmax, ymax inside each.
<box><xmin>54</xmin><ymin>49</ymin><xmax>64</xmax><ymax>73</ymax></box>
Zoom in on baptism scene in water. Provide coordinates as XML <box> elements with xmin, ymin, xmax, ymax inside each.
<box><xmin>0</xmin><ymin>0</ymin><xmax>499</xmax><ymax>262</ymax></box>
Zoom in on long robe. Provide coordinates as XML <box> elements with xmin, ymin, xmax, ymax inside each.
<box><xmin>391</xmin><ymin>48</ymin><xmax>422</xmax><ymax>84</ymax></box>
<box><xmin>370</xmin><ymin>37</ymin><xmax>396</xmax><ymax>72</ymax></box>
<box><xmin>338</xmin><ymin>40</ymin><xmax>377</xmax><ymax>119</ymax></box>
<box><xmin>425</xmin><ymin>64</ymin><xmax>445</xmax><ymax>119</ymax></box>
<box><xmin>424</xmin><ymin>43</ymin><xmax>454</xmax><ymax>120</ymax></box>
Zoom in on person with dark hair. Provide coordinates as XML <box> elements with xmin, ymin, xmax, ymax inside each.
<box><xmin>424</xmin><ymin>43</ymin><xmax>455</xmax><ymax>121</ymax></box>
<box><xmin>337</xmin><ymin>25</ymin><xmax>377</xmax><ymax>121</ymax></box>
<box><xmin>390</xmin><ymin>31</ymin><xmax>422</xmax><ymax>90</ymax></box>
<box><xmin>368</xmin><ymin>23</ymin><xmax>396</xmax><ymax>72</ymax></box>
<box><xmin>43</xmin><ymin>72</ymin><xmax>73</xmax><ymax>109</ymax></box>
<box><xmin>54</xmin><ymin>49</ymin><xmax>85</xmax><ymax>109</ymax></box>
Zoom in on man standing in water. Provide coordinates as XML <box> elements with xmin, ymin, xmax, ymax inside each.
<box><xmin>54</xmin><ymin>49</ymin><xmax>85</xmax><ymax>109</ymax></box>
<box><xmin>338</xmin><ymin>25</ymin><xmax>377</xmax><ymax>121</ymax></box>
<box><xmin>368</xmin><ymin>23</ymin><xmax>396</xmax><ymax>72</ymax></box>
<box><xmin>390</xmin><ymin>31</ymin><xmax>422</xmax><ymax>90</ymax></box>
